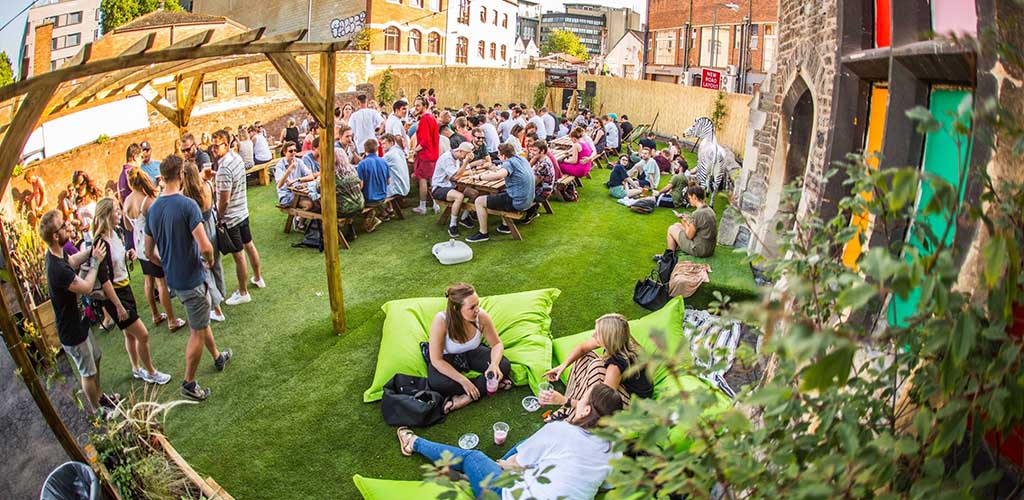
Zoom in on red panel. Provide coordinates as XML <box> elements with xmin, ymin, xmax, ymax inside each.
<box><xmin>875</xmin><ymin>0</ymin><xmax>891</xmax><ymax>47</ymax></box>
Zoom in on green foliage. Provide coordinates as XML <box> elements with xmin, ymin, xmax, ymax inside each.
<box><xmin>540</xmin><ymin>29</ymin><xmax>590</xmax><ymax>61</ymax></box>
<box><xmin>352</xmin><ymin>27</ymin><xmax>374</xmax><ymax>51</ymax></box>
<box><xmin>377</xmin><ymin>67</ymin><xmax>397</xmax><ymax>106</ymax></box>
<box><xmin>709</xmin><ymin>90</ymin><xmax>728</xmax><ymax>133</ymax></box>
<box><xmin>0</xmin><ymin>51</ymin><xmax>14</xmax><ymax>87</ymax></box>
<box><xmin>100</xmin><ymin>0</ymin><xmax>182</xmax><ymax>35</ymax></box>
<box><xmin>96</xmin><ymin>134</ymin><xmax>110</xmax><ymax>144</ymax></box>
<box><xmin>532</xmin><ymin>81</ymin><xmax>547</xmax><ymax>110</ymax></box>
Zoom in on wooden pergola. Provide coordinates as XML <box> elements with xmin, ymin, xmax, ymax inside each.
<box><xmin>0</xmin><ymin>26</ymin><xmax>353</xmax><ymax>489</ymax></box>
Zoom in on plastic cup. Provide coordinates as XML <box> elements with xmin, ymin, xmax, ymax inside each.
<box><xmin>537</xmin><ymin>381</ymin><xmax>552</xmax><ymax>395</ymax></box>
<box><xmin>493</xmin><ymin>422</ymin><xmax>509</xmax><ymax>445</ymax></box>
<box><xmin>486</xmin><ymin>372</ymin><xmax>498</xmax><ymax>395</ymax></box>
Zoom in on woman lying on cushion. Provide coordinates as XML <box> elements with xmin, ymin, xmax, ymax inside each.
<box><xmin>398</xmin><ymin>383</ymin><xmax>624</xmax><ymax>500</ymax></box>
<box><xmin>541</xmin><ymin>313</ymin><xmax>654</xmax><ymax>421</ymax></box>
<box><xmin>425</xmin><ymin>283</ymin><xmax>513</xmax><ymax>413</ymax></box>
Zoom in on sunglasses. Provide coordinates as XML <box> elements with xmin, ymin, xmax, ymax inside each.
<box><xmin>474</xmin><ymin>136</ymin><xmax>484</xmax><ymax>140</ymax></box>
<box><xmin>287</xmin><ymin>149</ymin><xmax>297</xmax><ymax>153</ymax></box>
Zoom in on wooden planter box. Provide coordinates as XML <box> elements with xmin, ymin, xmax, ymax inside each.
<box><xmin>30</xmin><ymin>300</ymin><xmax>61</xmax><ymax>355</ymax></box>
<box><xmin>152</xmin><ymin>434</ymin><xmax>235</xmax><ymax>500</ymax></box>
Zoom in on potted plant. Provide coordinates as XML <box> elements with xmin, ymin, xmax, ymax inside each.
<box><xmin>1</xmin><ymin>210</ymin><xmax>59</xmax><ymax>355</ymax></box>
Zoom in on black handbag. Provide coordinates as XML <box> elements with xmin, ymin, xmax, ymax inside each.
<box><xmin>657</xmin><ymin>249</ymin><xmax>678</xmax><ymax>284</ymax></box>
<box><xmin>381</xmin><ymin>373</ymin><xmax>446</xmax><ymax>427</ymax></box>
<box><xmin>216</xmin><ymin>223</ymin><xmax>243</xmax><ymax>255</ymax></box>
<box><xmin>634</xmin><ymin>270</ymin><xmax>670</xmax><ymax>311</ymax></box>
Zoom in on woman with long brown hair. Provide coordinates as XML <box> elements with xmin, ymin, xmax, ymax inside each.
<box><xmin>92</xmin><ymin>197</ymin><xmax>171</xmax><ymax>385</ymax></box>
<box><xmin>181</xmin><ymin>161</ymin><xmax>226</xmax><ymax>322</ymax></box>
<box><xmin>425</xmin><ymin>283</ymin><xmax>512</xmax><ymax>413</ymax></box>
<box><xmin>123</xmin><ymin>169</ymin><xmax>185</xmax><ymax>331</ymax></box>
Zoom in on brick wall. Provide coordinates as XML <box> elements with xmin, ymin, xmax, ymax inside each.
<box><xmin>32</xmin><ymin>23</ymin><xmax>53</xmax><ymax>77</ymax></box>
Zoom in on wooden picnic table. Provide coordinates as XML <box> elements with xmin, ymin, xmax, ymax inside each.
<box><xmin>453</xmin><ymin>166</ymin><xmax>506</xmax><ymax>194</ymax></box>
<box><xmin>548</xmin><ymin>136</ymin><xmax>576</xmax><ymax>162</ymax></box>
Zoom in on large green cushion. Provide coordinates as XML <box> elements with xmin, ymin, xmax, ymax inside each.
<box><xmin>552</xmin><ymin>296</ymin><xmax>686</xmax><ymax>387</ymax></box>
<box><xmin>352</xmin><ymin>474</ymin><xmax>472</xmax><ymax>500</ymax></box>
<box><xmin>363</xmin><ymin>288</ymin><xmax>561</xmax><ymax>402</ymax></box>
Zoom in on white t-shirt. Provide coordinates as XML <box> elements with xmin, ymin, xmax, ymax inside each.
<box><xmin>497</xmin><ymin>120</ymin><xmax>513</xmax><ymax>142</ymax></box>
<box><xmin>528</xmin><ymin>116</ymin><xmax>547</xmax><ymax>139</ymax></box>
<box><xmin>385</xmin><ymin>113</ymin><xmax>405</xmax><ymax>139</ymax></box>
<box><xmin>604</xmin><ymin>122</ymin><xmax>619</xmax><ymax>148</ymax></box>
<box><xmin>252</xmin><ymin>134</ymin><xmax>272</xmax><ymax>163</ymax></box>
<box><xmin>430</xmin><ymin>151</ymin><xmax>459</xmax><ymax>189</ymax></box>
<box><xmin>480</xmin><ymin>123</ymin><xmax>500</xmax><ymax>153</ymax></box>
<box><xmin>541</xmin><ymin>113</ymin><xmax>557</xmax><ymax>138</ymax></box>
<box><xmin>349</xmin><ymin>108</ymin><xmax>384</xmax><ymax>154</ymax></box>
<box><xmin>503</xmin><ymin>421</ymin><xmax>619</xmax><ymax>500</ymax></box>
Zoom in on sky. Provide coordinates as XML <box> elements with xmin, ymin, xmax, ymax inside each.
<box><xmin>0</xmin><ymin>0</ymin><xmax>648</xmax><ymax>79</ymax></box>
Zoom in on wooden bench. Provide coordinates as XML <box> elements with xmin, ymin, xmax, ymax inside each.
<box><xmin>245</xmin><ymin>156</ymin><xmax>279</xmax><ymax>186</ymax></box>
<box><xmin>276</xmin><ymin>204</ymin><xmax>353</xmax><ymax>250</ymax></box>
<box><xmin>434</xmin><ymin>200</ymin><xmax>531</xmax><ymax>241</ymax></box>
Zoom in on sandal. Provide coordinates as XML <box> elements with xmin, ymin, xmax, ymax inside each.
<box><xmin>167</xmin><ymin>318</ymin><xmax>186</xmax><ymax>332</ymax></box>
<box><xmin>444</xmin><ymin>394</ymin><xmax>473</xmax><ymax>414</ymax></box>
<box><xmin>499</xmin><ymin>379</ymin><xmax>513</xmax><ymax>391</ymax></box>
<box><xmin>397</xmin><ymin>426</ymin><xmax>417</xmax><ymax>456</ymax></box>
<box><xmin>152</xmin><ymin>313</ymin><xmax>167</xmax><ymax>325</ymax></box>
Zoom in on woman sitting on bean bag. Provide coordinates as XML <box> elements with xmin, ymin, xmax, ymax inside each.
<box><xmin>559</xmin><ymin>127</ymin><xmax>594</xmax><ymax>178</ymax></box>
<box><xmin>541</xmin><ymin>313</ymin><xmax>654</xmax><ymax>421</ymax></box>
<box><xmin>425</xmin><ymin>283</ymin><xmax>513</xmax><ymax>413</ymax></box>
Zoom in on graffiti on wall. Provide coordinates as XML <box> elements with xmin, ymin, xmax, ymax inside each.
<box><xmin>330</xmin><ymin>12</ymin><xmax>366</xmax><ymax>39</ymax></box>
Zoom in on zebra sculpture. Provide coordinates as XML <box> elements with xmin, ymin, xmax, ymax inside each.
<box><xmin>684</xmin><ymin>117</ymin><xmax>741</xmax><ymax>204</ymax></box>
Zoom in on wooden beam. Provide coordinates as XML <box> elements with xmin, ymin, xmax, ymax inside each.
<box><xmin>266</xmin><ymin>53</ymin><xmax>327</xmax><ymax>124</ymax></box>
<box><xmin>138</xmin><ymin>83</ymin><xmax>181</xmax><ymax>127</ymax></box>
<box><xmin>178</xmin><ymin>76</ymin><xmax>203</xmax><ymax>129</ymax></box>
<box><xmin>48</xmin><ymin>33</ymin><xmax>157</xmax><ymax>113</ymax></box>
<box><xmin>0</xmin><ymin>83</ymin><xmax>57</xmax><ymax>194</ymax></box>
<box><xmin>319</xmin><ymin>50</ymin><xmax>345</xmax><ymax>335</ymax></box>
<box><xmin>60</xmin><ymin>42</ymin><xmax>92</xmax><ymax>69</ymax></box>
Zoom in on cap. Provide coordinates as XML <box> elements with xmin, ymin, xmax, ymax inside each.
<box><xmin>456</xmin><ymin>142</ymin><xmax>475</xmax><ymax>152</ymax></box>
<box><xmin>140</xmin><ymin>141</ymin><xmax>151</xmax><ymax>150</ymax></box>
<box><xmin>608</xmin><ymin>113</ymin><xmax>618</xmax><ymax>120</ymax></box>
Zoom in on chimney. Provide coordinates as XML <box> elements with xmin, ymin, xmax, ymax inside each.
<box><xmin>33</xmin><ymin>22</ymin><xmax>54</xmax><ymax>76</ymax></box>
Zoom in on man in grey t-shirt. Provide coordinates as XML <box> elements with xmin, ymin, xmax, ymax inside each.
<box><xmin>212</xmin><ymin>130</ymin><xmax>266</xmax><ymax>307</ymax></box>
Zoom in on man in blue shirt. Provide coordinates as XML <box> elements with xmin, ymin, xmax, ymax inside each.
<box><xmin>145</xmin><ymin>154</ymin><xmax>233</xmax><ymax>402</ymax></box>
<box><xmin>139</xmin><ymin>141</ymin><xmax>162</xmax><ymax>183</ymax></box>
<box><xmin>465</xmin><ymin>142</ymin><xmax>535</xmax><ymax>243</ymax></box>
<box><xmin>356</xmin><ymin>138</ymin><xmax>390</xmax><ymax>232</ymax></box>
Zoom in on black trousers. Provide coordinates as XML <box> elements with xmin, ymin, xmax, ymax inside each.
<box><xmin>426</xmin><ymin>345</ymin><xmax>512</xmax><ymax>398</ymax></box>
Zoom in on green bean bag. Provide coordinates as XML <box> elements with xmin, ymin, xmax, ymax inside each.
<box><xmin>363</xmin><ymin>288</ymin><xmax>561</xmax><ymax>402</ymax></box>
<box><xmin>352</xmin><ymin>474</ymin><xmax>472</xmax><ymax>500</ymax></box>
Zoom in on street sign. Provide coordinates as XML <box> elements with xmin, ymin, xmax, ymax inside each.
<box><xmin>545</xmin><ymin>68</ymin><xmax>578</xmax><ymax>89</ymax></box>
<box><xmin>701</xmin><ymin>68</ymin><xmax>722</xmax><ymax>90</ymax></box>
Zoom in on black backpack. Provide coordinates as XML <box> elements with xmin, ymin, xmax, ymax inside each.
<box><xmin>381</xmin><ymin>374</ymin><xmax>446</xmax><ymax>427</ymax></box>
<box><xmin>292</xmin><ymin>219</ymin><xmax>323</xmax><ymax>251</ymax></box>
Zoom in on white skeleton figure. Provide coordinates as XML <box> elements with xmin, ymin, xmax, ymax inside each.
<box><xmin>684</xmin><ymin>117</ymin><xmax>740</xmax><ymax>203</ymax></box>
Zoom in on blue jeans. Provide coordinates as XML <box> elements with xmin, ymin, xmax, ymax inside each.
<box><xmin>412</xmin><ymin>438</ymin><xmax>523</xmax><ymax>497</ymax></box>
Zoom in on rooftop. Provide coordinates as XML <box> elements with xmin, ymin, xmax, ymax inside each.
<box><xmin>112</xmin><ymin>10</ymin><xmax>228</xmax><ymax>33</ymax></box>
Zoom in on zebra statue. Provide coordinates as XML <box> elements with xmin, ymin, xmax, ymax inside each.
<box><xmin>684</xmin><ymin>117</ymin><xmax>741</xmax><ymax>204</ymax></box>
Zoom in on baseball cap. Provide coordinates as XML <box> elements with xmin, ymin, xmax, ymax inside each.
<box><xmin>140</xmin><ymin>141</ymin><xmax>151</xmax><ymax>150</ymax></box>
<box><xmin>456</xmin><ymin>142</ymin><xmax>474</xmax><ymax>152</ymax></box>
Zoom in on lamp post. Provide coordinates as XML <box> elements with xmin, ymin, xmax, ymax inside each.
<box><xmin>711</xmin><ymin>2</ymin><xmax>739</xmax><ymax>69</ymax></box>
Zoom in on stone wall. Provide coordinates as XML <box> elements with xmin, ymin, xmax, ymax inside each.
<box><xmin>369</xmin><ymin>67</ymin><xmax>753</xmax><ymax>153</ymax></box>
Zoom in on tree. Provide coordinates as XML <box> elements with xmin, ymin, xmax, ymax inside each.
<box><xmin>541</xmin><ymin>29</ymin><xmax>590</xmax><ymax>61</ymax></box>
<box><xmin>0</xmin><ymin>52</ymin><xmax>14</xmax><ymax>88</ymax></box>
<box><xmin>100</xmin><ymin>0</ymin><xmax>182</xmax><ymax>35</ymax></box>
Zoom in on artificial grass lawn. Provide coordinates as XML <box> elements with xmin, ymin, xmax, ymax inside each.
<box><xmin>91</xmin><ymin>151</ymin><xmax>753</xmax><ymax>499</ymax></box>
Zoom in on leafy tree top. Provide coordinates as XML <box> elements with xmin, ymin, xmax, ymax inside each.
<box><xmin>541</xmin><ymin>29</ymin><xmax>590</xmax><ymax>61</ymax></box>
<box><xmin>100</xmin><ymin>0</ymin><xmax>182</xmax><ymax>35</ymax></box>
<box><xmin>0</xmin><ymin>52</ymin><xmax>14</xmax><ymax>88</ymax></box>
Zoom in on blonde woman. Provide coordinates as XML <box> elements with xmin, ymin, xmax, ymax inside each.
<box><xmin>92</xmin><ymin>197</ymin><xmax>171</xmax><ymax>385</ymax></box>
<box><xmin>123</xmin><ymin>169</ymin><xmax>185</xmax><ymax>331</ymax></box>
<box><xmin>540</xmin><ymin>313</ymin><xmax>653</xmax><ymax>421</ymax></box>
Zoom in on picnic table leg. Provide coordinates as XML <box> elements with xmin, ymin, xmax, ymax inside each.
<box><xmin>391</xmin><ymin>198</ymin><xmax>405</xmax><ymax>220</ymax></box>
<box><xmin>337</xmin><ymin>221</ymin><xmax>351</xmax><ymax>250</ymax></box>
<box><xmin>436</xmin><ymin>204</ymin><xmax>451</xmax><ymax>226</ymax></box>
<box><xmin>283</xmin><ymin>196</ymin><xmax>299</xmax><ymax>234</ymax></box>
<box><xmin>258</xmin><ymin>167</ymin><xmax>270</xmax><ymax>186</ymax></box>
<box><xmin>541</xmin><ymin>199</ymin><xmax>553</xmax><ymax>214</ymax></box>
<box><xmin>504</xmin><ymin>216</ymin><xmax>523</xmax><ymax>241</ymax></box>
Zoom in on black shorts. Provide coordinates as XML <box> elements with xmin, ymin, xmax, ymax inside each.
<box><xmin>485</xmin><ymin>192</ymin><xmax>520</xmax><ymax>212</ymax></box>
<box><xmin>101</xmin><ymin>285</ymin><xmax>140</xmax><ymax>330</ymax></box>
<box><xmin>432</xmin><ymin>186</ymin><xmax>456</xmax><ymax>201</ymax></box>
<box><xmin>139</xmin><ymin>259</ymin><xmax>165</xmax><ymax>278</ymax></box>
<box><xmin>225</xmin><ymin>217</ymin><xmax>253</xmax><ymax>250</ymax></box>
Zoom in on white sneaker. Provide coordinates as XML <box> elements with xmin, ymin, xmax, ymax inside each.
<box><xmin>225</xmin><ymin>291</ymin><xmax>252</xmax><ymax>306</ymax></box>
<box><xmin>250</xmin><ymin>277</ymin><xmax>267</xmax><ymax>289</ymax></box>
<box><xmin>132</xmin><ymin>368</ymin><xmax>144</xmax><ymax>380</ymax></box>
<box><xmin>210</xmin><ymin>310</ymin><xmax>226</xmax><ymax>322</ymax></box>
<box><xmin>141</xmin><ymin>369</ymin><xmax>171</xmax><ymax>385</ymax></box>
<box><xmin>411</xmin><ymin>206</ymin><xmax>427</xmax><ymax>215</ymax></box>
<box><xmin>433</xmin><ymin>203</ymin><xmax>441</xmax><ymax>214</ymax></box>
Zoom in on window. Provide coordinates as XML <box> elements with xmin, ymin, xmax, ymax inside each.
<box><xmin>236</xmin><ymin>76</ymin><xmax>250</xmax><ymax>95</ymax></box>
<box><xmin>386</xmin><ymin>0</ymin><xmax>400</xmax><ymax>4</ymax></box>
<box><xmin>500</xmin><ymin>44</ymin><xmax>506</xmax><ymax>60</ymax></box>
<box><xmin>456</xmin><ymin>37</ymin><xmax>468</xmax><ymax>63</ymax></box>
<box><xmin>492</xmin><ymin>10</ymin><xmax>498</xmax><ymax>25</ymax></box>
<box><xmin>458</xmin><ymin>0</ymin><xmax>470</xmax><ymax>24</ymax></box>
<box><xmin>734</xmin><ymin>25</ymin><xmax>743</xmax><ymax>48</ymax></box>
<box><xmin>429</xmin><ymin>0</ymin><xmax>440</xmax><ymax>11</ymax></box>
<box><xmin>93</xmin><ymin>28</ymin><xmax>98</xmax><ymax>40</ymax></box>
<box><xmin>490</xmin><ymin>42</ymin><xmax>496</xmax><ymax>59</ymax></box>
<box><xmin>427</xmin><ymin>32</ymin><xmax>441</xmax><ymax>54</ymax></box>
<box><xmin>480</xmin><ymin>6</ymin><xmax>487</xmax><ymax>22</ymax></box>
<box><xmin>503</xmin><ymin>14</ymin><xmax>508</xmax><ymax>28</ymax></box>
<box><xmin>165</xmin><ymin>87</ymin><xmax>177</xmax><ymax>106</ymax></box>
<box><xmin>409</xmin><ymin>0</ymin><xmax>422</xmax><ymax>7</ymax></box>
<box><xmin>384</xmin><ymin>27</ymin><xmax>401</xmax><ymax>51</ymax></box>
<box><xmin>478</xmin><ymin>40</ymin><xmax>485</xmax><ymax>58</ymax></box>
<box><xmin>202</xmin><ymin>81</ymin><xmax>217</xmax><ymax>101</ymax></box>
<box><xmin>95</xmin><ymin>9</ymin><xmax>100</xmax><ymax>21</ymax></box>
<box><xmin>51</xmin><ymin>33</ymin><xmax>81</xmax><ymax>50</ymax></box>
<box><xmin>750</xmin><ymin>24</ymin><xmax>759</xmax><ymax>49</ymax></box>
<box><xmin>408</xmin><ymin>29</ymin><xmax>421</xmax><ymax>53</ymax></box>
<box><xmin>67</xmin><ymin>11</ymin><xmax>82</xmax><ymax>25</ymax></box>
<box><xmin>654</xmin><ymin>31</ymin><xmax>674</xmax><ymax>65</ymax></box>
<box><xmin>45</xmin><ymin>11</ymin><xmax>83</xmax><ymax>28</ymax></box>
<box><xmin>266</xmin><ymin>73</ymin><xmax>280</xmax><ymax>91</ymax></box>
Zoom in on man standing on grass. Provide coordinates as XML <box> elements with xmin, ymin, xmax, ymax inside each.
<box><xmin>349</xmin><ymin>94</ymin><xmax>384</xmax><ymax>155</ymax></box>
<box><xmin>139</xmin><ymin>141</ymin><xmax>161</xmax><ymax>184</ymax></box>
<box><xmin>40</xmin><ymin>210</ymin><xmax>113</xmax><ymax>414</ymax></box>
<box><xmin>540</xmin><ymin>107</ymin><xmax>557</xmax><ymax>141</ymax></box>
<box><xmin>385</xmin><ymin>101</ymin><xmax>408</xmax><ymax>150</ymax></box>
<box><xmin>145</xmin><ymin>154</ymin><xmax>233</xmax><ymax>401</ymax></box>
<box><xmin>214</xmin><ymin>129</ymin><xmax>267</xmax><ymax>307</ymax></box>
<box><xmin>117</xmin><ymin>143</ymin><xmax>143</xmax><ymax>203</ymax></box>
<box><xmin>412</xmin><ymin>96</ymin><xmax>440</xmax><ymax>215</ymax></box>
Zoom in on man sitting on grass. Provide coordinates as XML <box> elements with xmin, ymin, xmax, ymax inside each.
<box><xmin>432</xmin><ymin>142</ymin><xmax>476</xmax><ymax>238</ymax></box>
<box><xmin>465</xmin><ymin>142</ymin><xmax>535</xmax><ymax>243</ymax></box>
<box><xmin>657</xmin><ymin>185</ymin><xmax>718</xmax><ymax>259</ymax></box>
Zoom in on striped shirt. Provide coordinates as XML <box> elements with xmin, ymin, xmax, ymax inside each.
<box><xmin>215</xmin><ymin>151</ymin><xmax>249</xmax><ymax>228</ymax></box>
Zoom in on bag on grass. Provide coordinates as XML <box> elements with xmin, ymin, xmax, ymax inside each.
<box><xmin>657</xmin><ymin>249</ymin><xmax>678</xmax><ymax>284</ymax></box>
<box><xmin>292</xmin><ymin>219</ymin><xmax>323</xmax><ymax>251</ymax></box>
<box><xmin>630</xmin><ymin>198</ymin><xmax>656</xmax><ymax>214</ymax></box>
<box><xmin>634</xmin><ymin>270</ymin><xmax>670</xmax><ymax>311</ymax></box>
<box><xmin>381</xmin><ymin>373</ymin><xmax>446</xmax><ymax>427</ymax></box>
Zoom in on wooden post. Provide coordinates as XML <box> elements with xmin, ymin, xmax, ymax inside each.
<box><xmin>175</xmin><ymin>75</ymin><xmax>188</xmax><ymax>137</ymax></box>
<box><xmin>319</xmin><ymin>51</ymin><xmax>346</xmax><ymax>335</ymax></box>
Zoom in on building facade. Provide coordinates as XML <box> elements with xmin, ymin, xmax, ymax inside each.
<box><xmin>539</xmin><ymin>6</ymin><xmax>604</xmax><ymax>56</ymax></box>
<box><xmin>444</xmin><ymin>0</ymin><xmax>517</xmax><ymax>67</ymax></box>
<box><xmin>510</xmin><ymin>37</ymin><xmax>540</xmax><ymax>69</ymax></box>
<box><xmin>19</xmin><ymin>0</ymin><xmax>102</xmax><ymax>79</ymax></box>
<box><xmin>193</xmin><ymin>0</ymin><xmax>446</xmax><ymax>67</ymax></box>
<box><xmin>603</xmin><ymin>30</ymin><xmax>642</xmax><ymax>79</ymax></box>
<box><xmin>644</xmin><ymin>0</ymin><xmax>777</xmax><ymax>93</ymax></box>
<box><xmin>516</xmin><ymin>0</ymin><xmax>541</xmax><ymax>42</ymax></box>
